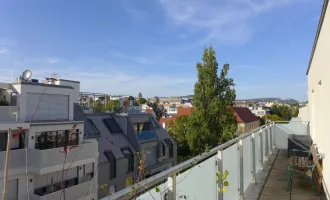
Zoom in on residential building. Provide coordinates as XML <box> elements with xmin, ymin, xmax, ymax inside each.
<box><xmin>159</xmin><ymin>107</ymin><xmax>196</xmax><ymax>129</ymax></box>
<box><xmin>234</xmin><ymin>101</ymin><xmax>248</xmax><ymax>108</ymax></box>
<box><xmin>248</xmin><ymin>106</ymin><xmax>272</xmax><ymax>117</ymax></box>
<box><xmin>74</xmin><ymin>109</ymin><xmax>177</xmax><ymax>199</ymax></box>
<box><xmin>163</xmin><ymin>104</ymin><xmax>178</xmax><ymax>117</ymax></box>
<box><xmin>0</xmin><ymin>74</ymin><xmax>98</xmax><ymax>200</ymax></box>
<box><xmin>307</xmin><ymin>0</ymin><xmax>330</xmax><ymax>197</ymax></box>
<box><xmin>234</xmin><ymin>107</ymin><xmax>260</xmax><ymax>135</ymax></box>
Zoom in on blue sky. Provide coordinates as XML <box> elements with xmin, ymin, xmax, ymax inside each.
<box><xmin>0</xmin><ymin>0</ymin><xmax>323</xmax><ymax>101</ymax></box>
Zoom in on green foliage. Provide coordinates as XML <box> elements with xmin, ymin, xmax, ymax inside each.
<box><xmin>292</xmin><ymin>107</ymin><xmax>299</xmax><ymax>117</ymax></box>
<box><xmin>147</xmin><ymin>102</ymin><xmax>167</xmax><ymax>120</ymax></box>
<box><xmin>138</xmin><ymin>92</ymin><xmax>143</xmax><ymax>99</ymax></box>
<box><xmin>138</xmin><ymin>98</ymin><xmax>147</xmax><ymax>105</ymax></box>
<box><xmin>271</xmin><ymin>105</ymin><xmax>294</xmax><ymax>121</ymax></box>
<box><xmin>126</xmin><ymin>177</ymin><xmax>133</xmax><ymax>186</ymax></box>
<box><xmin>186</xmin><ymin>46</ymin><xmax>237</xmax><ymax>155</ymax></box>
<box><xmin>105</xmin><ymin>100</ymin><xmax>120</xmax><ymax>111</ymax></box>
<box><xmin>168</xmin><ymin>116</ymin><xmax>191</xmax><ymax>159</ymax></box>
<box><xmin>216</xmin><ymin>170</ymin><xmax>229</xmax><ymax>193</ymax></box>
<box><xmin>128</xmin><ymin>96</ymin><xmax>135</xmax><ymax>100</ymax></box>
<box><xmin>155</xmin><ymin>186</ymin><xmax>160</xmax><ymax>193</ymax></box>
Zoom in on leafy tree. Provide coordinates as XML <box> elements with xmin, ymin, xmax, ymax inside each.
<box><xmin>128</xmin><ymin>96</ymin><xmax>135</xmax><ymax>100</ymax></box>
<box><xmin>271</xmin><ymin>105</ymin><xmax>292</xmax><ymax>120</ymax></box>
<box><xmin>262</xmin><ymin>114</ymin><xmax>282</xmax><ymax>124</ymax></box>
<box><xmin>139</xmin><ymin>98</ymin><xmax>147</xmax><ymax>105</ymax></box>
<box><xmin>292</xmin><ymin>107</ymin><xmax>299</xmax><ymax>117</ymax></box>
<box><xmin>186</xmin><ymin>46</ymin><xmax>237</xmax><ymax>155</ymax></box>
<box><xmin>154</xmin><ymin>96</ymin><xmax>160</xmax><ymax>104</ymax></box>
<box><xmin>168</xmin><ymin>116</ymin><xmax>191</xmax><ymax>159</ymax></box>
<box><xmin>147</xmin><ymin>102</ymin><xmax>167</xmax><ymax>120</ymax></box>
<box><xmin>106</xmin><ymin>100</ymin><xmax>120</xmax><ymax>111</ymax></box>
<box><xmin>138</xmin><ymin>92</ymin><xmax>143</xmax><ymax>99</ymax></box>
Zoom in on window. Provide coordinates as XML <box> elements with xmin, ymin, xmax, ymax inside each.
<box><xmin>164</xmin><ymin>139</ymin><xmax>173</xmax><ymax>158</ymax></box>
<box><xmin>88</xmin><ymin>119</ymin><xmax>100</xmax><ymax>135</ymax></box>
<box><xmin>121</xmin><ymin>147</ymin><xmax>134</xmax><ymax>173</ymax></box>
<box><xmin>103</xmin><ymin>118</ymin><xmax>123</xmax><ymax>134</ymax></box>
<box><xmin>161</xmin><ymin>141</ymin><xmax>166</xmax><ymax>157</ymax></box>
<box><xmin>150</xmin><ymin>116</ymin><xmax>161</xmax><ymax>129</ymax></box>
<box><xmin>104</xmin><ymin>150</ymin><xmax>116</xmax><ymax>179</ymax></box>
<box><xmin>35</xmin><ymin>130</ymin><xmax>79</xmax><ymax>150</ymax></box>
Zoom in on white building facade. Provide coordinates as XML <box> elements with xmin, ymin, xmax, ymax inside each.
<box><xmin>0</xmin><ymin>76</ymin><xmax>98</xmax><ymax>200</ymax></box>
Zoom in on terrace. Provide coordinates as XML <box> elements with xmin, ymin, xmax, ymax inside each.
<box><xmin>105</xmin><ymin>119</ymin><xmax>327</xmax><ymax>200</ymax></box>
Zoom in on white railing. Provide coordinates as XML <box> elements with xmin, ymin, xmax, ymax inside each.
<box><xmin>104</xmin><ymin>121</ymin><xmax>309</xmax><ymax>200</ymax></box>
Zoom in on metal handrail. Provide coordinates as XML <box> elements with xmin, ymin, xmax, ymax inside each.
<box><xmin>109</xmin><ymin>122</ymin><xmax>275</xmax><ymax>200</ymax></box>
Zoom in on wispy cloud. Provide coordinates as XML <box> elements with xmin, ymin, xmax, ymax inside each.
<box><xmin>112</xmin><ymin>51</ymin><xmax>165</xmax><ymax>65</ymax></box>
<box><xmin>120</xmin><ymin>0</ymin><xmax>146</xmax><ymax>20</ymax></box>
<box><xmin>0</xmin><ymin>48</ymin><xmax>9</xmax><ymax>55</ymax></box>
<box><xmin>159</xmin><ymin>0</ymin><xmax>298</xmax><ymax>45</ymax></box>
<box><xmin>47</xmin><ymin>57</ymin><xmax>59</xmax><ymax>64</ymax></box>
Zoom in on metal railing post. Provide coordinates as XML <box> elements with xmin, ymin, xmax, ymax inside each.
<box><xmin>251</xmin><ymin>133</ymin><xmax>256</xmax><ymax>184</ymax></box>
<box><xmin>265</xmin><ymin>125</ymin><xmax>269</xmax><ymax>161</ymax></box>
<box><xmin>217</xmin><ymin>150</ymin><xmax>223</xmax><ymax>200</ymax></box>
<box><xmin>269</xmin><ymin>124</ymin><xmax>273</xmax><ymax>154</ymax></box>
<box><xmin>239</xmin><ymin>139</ymin><xmax>244</xmax><ymax>200</ymax></box>
<box><xmin>260</xmin><ymin>129</ymin><xmax>264</xmax><ymax>170</ymax></box>
<box><xmin>167</xmin><ymin>174</ymin><xmax>177</xmax><ymax>200</ymax></box>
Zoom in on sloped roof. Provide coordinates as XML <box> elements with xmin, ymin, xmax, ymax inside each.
<box><xmin>177</xmin><ymin>107</ymin><xmax>196</xmax><ymax>116</ymax></box>
<box><xmin>234</xmin><ymin>107</ymin><xmax>259</xmax><ymax>123</ymax></box>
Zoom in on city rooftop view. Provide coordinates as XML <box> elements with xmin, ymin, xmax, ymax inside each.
<box><xmin>0</xmin><ymin>0</ymin><xmax>329</xmax><ymax>200</ymax></box>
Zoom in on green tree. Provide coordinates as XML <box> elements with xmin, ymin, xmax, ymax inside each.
<box><xmin>138</xmin><ymin>92</ymin><xmax>143</xmax><ymax>99</ymax></box>
<box><xmin>139</xmin><ymin>98</ymin><xmax>147</xmax><ymax>105</ymax></box>
<box><xmin>292</xmin><ymin>107</ymin><xmax>299</xmax><ymax>117</ymax></box>
<box><xmin>167</xmin><ymin>116</ymin><xmax>191</xmax><ymax>160</ymax></box>
<box><xmin>271</xmin><ymin>105</ymin><xmax>292</xmax><ymax>120</ymax></box>
<box><xmin>106</xmin><ymin>100</ymin><xmax>120</xmax><ymax>111</ymax></box>
<box><xmin>186</xmin><ymin>46</ymin><xmax>237</xmax><ymax>155</ymax></box>
<box><xmin>147</xmin><ymin>102</ymin><xmax>167</xmax><ymax>120</ymax></box>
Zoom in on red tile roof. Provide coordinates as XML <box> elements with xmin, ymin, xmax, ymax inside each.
<box><xmin>233</xmin><ymin>107</ymin><xmax>259</xmax><ymax>123</ymax></box>
<box><xmin>159</xmin><ymin>117</ymin><xmax>176</xmax><ymax>127</ymax></box>
<box><xmin>177</xmin><ymin>107</ymin><xmax>196</xmax><ymax>116</ymax></box>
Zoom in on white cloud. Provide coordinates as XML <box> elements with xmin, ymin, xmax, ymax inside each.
<box><xmin>47</xmin><ymin>58</ymin><xmax>59</xmax><ymax>64</ymax></box>
<box><xmin>120</xmin><ymin>0</ymin><xmax>146</xmax><ymax>20</ymax></box>
<box><xmin>0</xmin><ymin>48</ymin><xmax>9</xmax><ymax>55</ymax></box>
<box><xmin>159</xmin><ymin>0</ymin><xmax>298</xmax><ymax>45</ymax></box>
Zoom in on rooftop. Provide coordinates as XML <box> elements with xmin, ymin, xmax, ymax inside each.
<box><xmin>105</xmin><ymin>120</ymin><xmax>327</xmax><ymax>200</ymax></box>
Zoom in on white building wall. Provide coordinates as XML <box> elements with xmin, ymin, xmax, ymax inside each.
<box><xmin>307</xmin><ymin>2</ymin><xmax>330</xmax><ymax>197</ymax></box>
<box><xmin>298</xmin><ymin>104</ymin><xmax>309</xmax><ymax>122</ymax></box>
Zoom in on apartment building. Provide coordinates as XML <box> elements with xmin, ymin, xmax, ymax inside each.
<box><xmin>234</xmin><ymin>107</ymin><xmax>260</xmax><ymax>135</ymax></box>
<box><xmin>0</xmin><ymin>74</ymin><xmax>98</xmax><ymax>200</ymax></box>
<box><xmin>248</xmin><ymin>106</ymin><xmax>272</xmax><ymax>117</ymax></box>
<box><xmin>74</xmin><ymin>106</ymin><xmax>177</xmax><ymax>199</ymax></box>
<box><xmin>307</xmin><ymin>0</ymin><xmax>330</xmax><ymax>197</ymax></box>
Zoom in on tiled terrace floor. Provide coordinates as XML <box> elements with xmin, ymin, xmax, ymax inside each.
<box><xmin>245</xmin><ymin>149</ymin><xmax>325</xmax><ymax>200</ymax></box>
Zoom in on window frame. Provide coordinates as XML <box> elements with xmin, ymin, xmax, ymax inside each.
<box><xmin>104</xmin><ymin>150</ymin><xmax>116</xmax><ymax>179</ymax></box>
<box><xmin>121</xmin><ymin>147</ymin><xmax>134</xmax><ymax>173</ymax></box>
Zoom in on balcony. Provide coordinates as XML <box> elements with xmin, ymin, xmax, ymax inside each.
<box><xmin>137</xmin><ymin>130</ymin><xmax>158</xmax><ymax>142</ymax></box>
<box><xmin>106</xmin><ymin>120</ymin><xmax>326</xmax><ymax>200</ymax></box>
<box><xmin>0</xmin><ymin>141</ymin><xmax>97</xmax><ymax>176</ymax></box>
<box><xmin>28</xmin><ymin>141</ymin><xmax>98</xmax><ymax>174</ymax></box>
<box><xmin>0</xmin><ymin>106</ymin><xmax>18</xmax><ymax>122</ymax></box>
<box><xmin>30</xmin><ymin>179</ymin><xmax>94</xmax><ymax>200</ymax></box>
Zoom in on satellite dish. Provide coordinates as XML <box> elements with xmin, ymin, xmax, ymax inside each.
<box><xmin>22</xmin><ymin>69</ymin><xmax>32</xmax><ymax>81</ymax></box>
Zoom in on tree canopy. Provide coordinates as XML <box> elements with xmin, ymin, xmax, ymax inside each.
<box><xmin>186</xmin><ymin>46</ymin><xmax>237</xmax><ymax>155</ymax></box>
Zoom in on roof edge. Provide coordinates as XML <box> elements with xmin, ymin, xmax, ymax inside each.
<box><xmin>306</xmin><ymin>0</ymin><xmax>329</xmax><ymax>75</ymax></box>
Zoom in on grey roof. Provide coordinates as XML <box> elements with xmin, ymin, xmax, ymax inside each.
<box><xmin>87</xmin><ymin>114</ymin><xmax>137</xmax><ymax>163</ymax></box>
<box><xmin>306</xmin><ymin>0</ymin><xmax>329</xmax><ymax>75</ymax></box>
<box><xmin>73</xmin><ymin>103</ymin><xmax>99</xmax><ymax>138</ymax></box>
<box><xmin>12</xmin><ymin>81</ymin><xmax>74</xmax><ymax>89</ymax></box>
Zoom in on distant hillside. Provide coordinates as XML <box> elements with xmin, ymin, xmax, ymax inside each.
<box><xmin>238</xmin><ymin>98</ymin><xmax>299</xmax><ymax>104</ymax></box>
